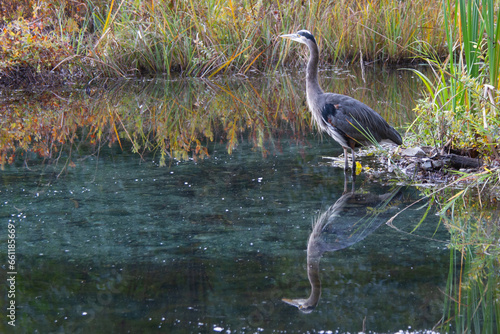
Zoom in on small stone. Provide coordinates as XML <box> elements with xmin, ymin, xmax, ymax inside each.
<box><xmin>404</xmin><ymin>163</ymin><xmax>417</xmax><ymax>175</ymax></box>
<box><xmin>421</xmin><ymin>158</ymin><xmax>433</xmax><ymax>170</ymax></box>
<box><xmin>432</xmin><ymin>160</ymin><xmax>445</xmax><ymax>169</ymax></box>
<box><xmin>402</xmin><ymin>147</ymin><xmax>427</xmax><ymax>157</ymax></box>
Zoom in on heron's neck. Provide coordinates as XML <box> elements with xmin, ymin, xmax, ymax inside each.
<box><xmin>305</xmin><ymin>244</ymin><xmax>322</xmax><ymax>307</ymax></box>
<box><xmin>306</xmin><ymin>42</ymin><xmax>323</xmax><ymax>98</ymax></box>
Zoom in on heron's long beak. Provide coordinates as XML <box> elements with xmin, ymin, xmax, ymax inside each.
<box><xmin>281</xmin><ymin>298</ymin><xmax>303</xmax><ymax>307</ymax></box>
<box><xmin>280</xmin><ymin>33</ymin><xmax>300</xmax><ymax>41</ymax></box>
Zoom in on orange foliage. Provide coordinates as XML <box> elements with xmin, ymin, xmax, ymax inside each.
<box><xmin>0</xmin><ymin>17</ymin><xmax>73</xmax><ymax>73</ymax></box>
<box><xmin>0</xmin><ymin>0</ymin><xmax>91</xmax><ymax>84</ymax></box>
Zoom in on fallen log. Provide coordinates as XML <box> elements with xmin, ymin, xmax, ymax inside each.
<box><xmin>419</xmin><ymin>153</ymin><xmax>482</xmax><ymax>171</ymax></box>
<box><xmin>444</xmin><ymin>153</ymin><xmax>482</xmax><ymax>169</ymax></box>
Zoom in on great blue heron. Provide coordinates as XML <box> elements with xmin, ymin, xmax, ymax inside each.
<box><xmin>280</xmin><ymin>30</ymin><xmax>403</xmax><ymax>172</ymax></box>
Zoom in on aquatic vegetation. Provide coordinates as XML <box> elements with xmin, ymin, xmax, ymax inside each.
<box><xmin>409</xmin><ymin>0</ymin><xmax>500</xmax><ymax>163</ymax></box>
<box><xmin>0</xmin><ymin>68</ymin><xmax>419</xmax><ymax>168</ymax></box>
<box><xmin>407</xmin><ymin>4</ymin><xmax>500</xmax><ymax>322</ymax></box>
<box><xmin>430</xmin><ymin>187</ymin><xmax>500</xmax><ymax>333</ymax></box>
<box><xmin>86</xmin><ymin>0</ymin><xmax>450</xmax><ymax>77</ymax></box>
<box><xmin>0</xmin><ymin>77</ymin><xmax>310</xmax><ymax>167</ymax></box>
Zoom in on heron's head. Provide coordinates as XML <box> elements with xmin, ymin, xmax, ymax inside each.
<box><xmin>280</xmin><ymin>30</ymin><xmax>317</xmax><ymax>45</ymax></box>
<box><xmin>282</xmin><ymin>298</ymin><xmax>317</xmax><ymax>314</ymax></box>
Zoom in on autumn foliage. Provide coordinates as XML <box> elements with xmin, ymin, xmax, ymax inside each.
<box><xmin>0</xmin><ymin>18</ymin><xmax>72</xmax><ymax>71</ymax></box>
<box><xmin>0</xmin><ymin>0</ymin><xmax>87</xmax><ymax>86</ymax></box>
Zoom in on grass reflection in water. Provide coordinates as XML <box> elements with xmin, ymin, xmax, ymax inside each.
<box><xmin>1</xmin><ymin>67</ymin><xmax>419</xmax><ymax>168</ymax></box>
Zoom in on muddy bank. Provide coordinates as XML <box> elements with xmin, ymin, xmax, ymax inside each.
<box><xmin>0</xmin><ymin>67</ymin><xmax>84</xmax><ymax>89</ymax></box>
<box><xmin>395</xmin><ymin>146</ymin><xmax>486</xmax><ymax>180</ymax></box>
<box><xmin>324</xmin><ymin>144</ymin><xmax>498</xmax><ymax>185</ymax></box>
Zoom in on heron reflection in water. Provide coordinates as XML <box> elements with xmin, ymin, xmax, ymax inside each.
<box><xmin>280</xmin><ymin>30</ymin><xmax>402</xmax><ymax>174</ymax></box>
<box><xmin>282</xmin><ymin>183</ymin><xmax>401</xmax><ymax>313</ymax></box>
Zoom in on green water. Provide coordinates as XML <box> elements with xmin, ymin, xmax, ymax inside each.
<box><xmin>1</xmin><ymin>67</ymin><xmax>454</xmax><ymax>333</ymax></box>
<box><xmin>1</xmin><ymin>141</ymin><xmax>449</xmax><ymax>333</ymax></box>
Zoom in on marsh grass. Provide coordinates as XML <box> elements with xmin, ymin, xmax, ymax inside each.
<box><xmin>407</xmin><ymin>1</ymin><xmax>500</xmax><ymax>329</ymax></box>
<box><xmin>1</xmin><ymin>0</ymin><xmax>452</xmax><ymax>81</ymax></box>
<box><xmin>69</xmin><ymin>0</ymin><xmax>450</xmax><ymax>78</ymax></box>
<box><xmin>409</xmin><ymin>0</ymin><xmax>500</xmax><ymax>161</ymax></box>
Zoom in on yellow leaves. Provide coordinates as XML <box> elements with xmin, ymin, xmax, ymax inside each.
<box><xmin>226</xmin><ymin>120</ymin><xmax>238</xmax><ymax>155</ymax></box>
<box><xmin>0</xmin><ymin>16</ymin><xmax>72</xmax><ymax>73</ymax></box>
<box><xmin>203</xmin><ymin>127</ymin><xmax>214</xmax><ymax>142</ymax></box>
<box><xmin>355</xmin><ymin>161</ymin><xmax>363</xmax><ymax>175</ymax></box>
<box><xmin>208</xmin><ymin>45</ymin><xmax>251</xmax><ymax>79</ymax></box>
<box><xmin>8</xmin><ymin>29</ymin><xmax>19</xmax><ymax>38</ymax></box>
<box><xmin>112</xmin><ymin>123</ymin><xmax>123</xmax><ymax>150</ymax></box>
<box><xmin>0</xmin><ymin>93</ymin><xmax>94</xmax><ymax>165</ymax></box>
<box><xmin>448</xmin><ymin>189</ymin><xmax>466</xmax><ymax>202</ymax></box>
<box><xmin>65</xmin><ymin>18</ymin><xmax>79</xmax><ymax>34</ymax></box>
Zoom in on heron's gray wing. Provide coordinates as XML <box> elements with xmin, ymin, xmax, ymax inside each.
<box><xmin>319</xmin><ymin>102</ymin><xmax>350</xmax><ymax>148</ymax></box>
<box><xmin>323</xmin><ymin>93</ymin><xmax>400</xmax><ymax>145</ymax></box>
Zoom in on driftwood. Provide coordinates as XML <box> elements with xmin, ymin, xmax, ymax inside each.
<box><xmin>444</xmin><ymin>153</ymin><xmax>482</xmax><ymax>169</ymax></box>
<box><xmin>419</xmin><ymin>153</ymin><xmax>482</xmax><ymax>171</ymax></box>
<box><xmin>397</xmin><ymin>146</ymin><xmax>485</xmax><ymax>180</ymax></box>
<box><xmin>401</xmin><ymin>147</ymin><xmax>483</xmax><ymax>173</ymax></box>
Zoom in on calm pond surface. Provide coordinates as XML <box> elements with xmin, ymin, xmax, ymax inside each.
<box><xmin>0</xmin><ymin>67</ymin><xmax>460</xmax><ymax>333</ymax></box>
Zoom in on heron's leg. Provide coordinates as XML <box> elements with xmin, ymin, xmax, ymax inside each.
<box><xmin>343</xmin><ymin>147</ymin><xmax>349</xmax><ymax>171</ymax></box>
<box><xmin>351</xmin><ymin>149</ymin><xmax>356</xmax><ymax>176</ymax></box>
<box><xmin>343</xmin><ymin>172</ymin><xmax>348</xmax><ymax>193</ymax></box>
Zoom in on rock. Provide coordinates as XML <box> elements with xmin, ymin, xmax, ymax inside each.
<box><xmin>421</xmin><ymin>158</ymin><xmax>433</xmax><ymax>170</ymax></box>
<box><xmin>420</xmin><ymin>158</ymin><xmax>445</xmax><ymax>171</ymax></box>
<box><xmin>432</xmin><ymin>160</ymin><xmax>445</xmax><ymax>169</ymax></box>
<box><xmin>402</xmin><ymin>147</ymin><xmax>427</xmax><ymax>158</ymax></box>
<box><xmin>403</xmin><ymin>162</ymin><xmax>417</xmax><ymax>176</ymax></box>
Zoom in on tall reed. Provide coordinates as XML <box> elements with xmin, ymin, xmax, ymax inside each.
<box><xmin>409</xmin><ymin>1</ymin><xmax>500</xmax><ymax>329</ymax></box>
<box><xmin>409</xmin><ymin>0</ymin><xmax>500</xmax><ymax>160</ymax></box>
<box><xmin>76</xmin><ymin>0</ymin><xmax>449</xmax><ymax>77</ymax></box>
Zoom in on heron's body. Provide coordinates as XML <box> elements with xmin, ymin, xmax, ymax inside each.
<box><xmin>281</xmin><ymin>30</ymin><xmax>402</xmax><ymax>171</ymax></box>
